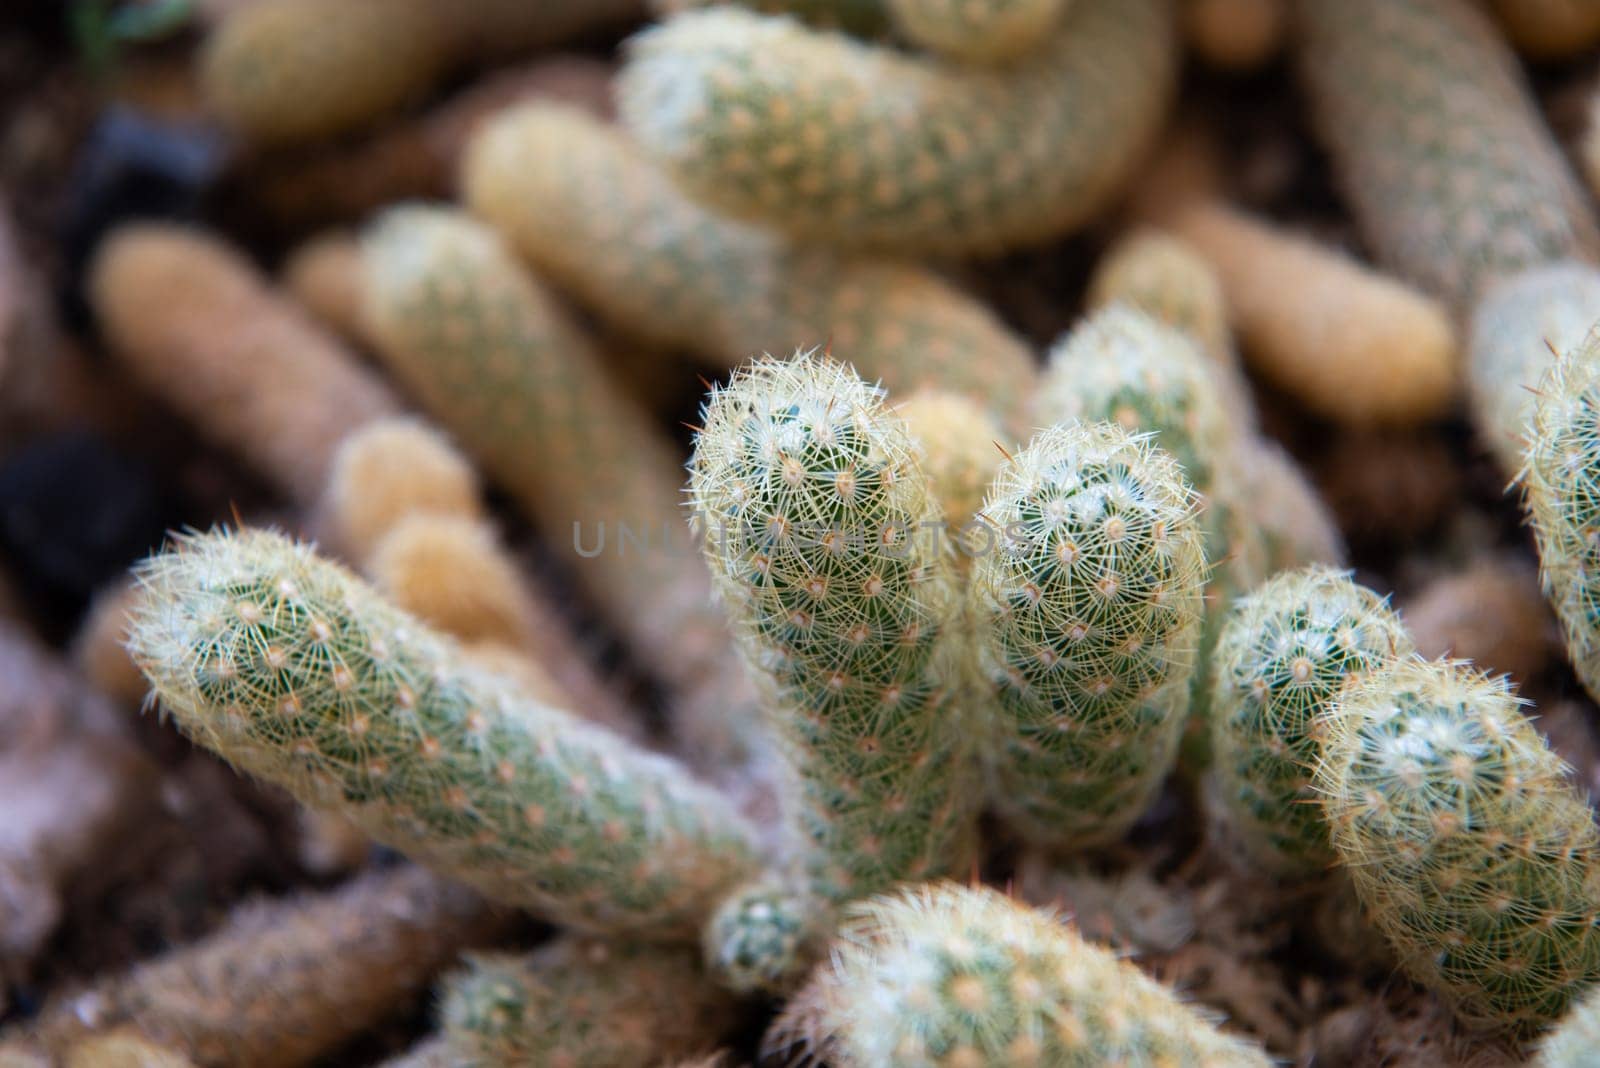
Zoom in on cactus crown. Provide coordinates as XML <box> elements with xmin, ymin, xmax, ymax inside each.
<box><xmin>688</xmin><ymin>352</ymin><xmax>974</xmax><ymax>902</ymax></box>
<box><xmin>1209</xmin><ymin>566</ymin><xmax>1412</xmax><ymax>877</ymax></box>
<box><xmin>969</xmin><ymin>420</ymin><xmax>1208</xmax><ymax>851</ymax></box>
<box><xmin>1315</xmin><ymin>657</ymin><xmax>1600</xmax><ymax>1031</ymax></box>
<box><xmin>1523</xmin><ymin>326</ymin><xmax>1600</xmax><ymax>706</ymax></box>
<box><xmin>768</xmin><ymin>880</ymin><xmax>1271</xmax><ymax>1067</ymax></box>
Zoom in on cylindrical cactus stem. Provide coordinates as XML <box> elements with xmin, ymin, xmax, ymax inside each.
<box><xmin>373</xmin><ymin>1035</ymin><xmax>458</xmax><ymax>1068</ymax></box>
<box><xmin>689</xmin><ymin>354</ymin><xmax>979</xmax><ymax>906</ymax></box>
<box><xmin>1537</xmin><ymin>984</ymin><xmax>1600</xmax><ymax>1067</ymax></box>
<box><xmin>1486</xmin><ymin>0</ymin><xmax>1600</xmax><ymax>61</ymax></box>
<box><xmin>893</xmin><ymin>389</ymin><xmax>1005</xmax><ymax>548</ymax></box>
<box><xmin>1087</xmin><ymin>227</ymin><xmax>1234</xmax><ymax>368</ymax></box>
<box><xmin>1182</xmin><ymin>0</ymin><xmax>1284</xmax><ymax>71</ymax></box>
<box><xmin>358</xmin><ymin>205</ymin><xmax>757</xmax><ymax>766</ymax></box>
<box><xmin>1295</xmin><ymin>0</ymin><xmax>1600</xmax><ymax>312</ymax></box>
<box><xmin>201</xmin><ymin>0</ymin><xmax>641</xmax><ymax>144</ymax></box>
<box><xmin>460</xmin><ymin>104</ymin><xmax>1036</xmax><ymax>428</ymax></box>
<box><xmin>1234</xmin><ymin>438</ymin><xmax>1345</xmax><ymax>572</ymax></box>
<box><xmin>88</xmin><ymin>224</ymin><xmax>401</xmax><ymax>506</ymax></box>
<box><xmin>1523</xmin><ymin>327</ymin><xmax>1600</xmax><ymax>706</ymax></box>
<box><xmin>886</xmin><ymin>0</ymin><xmax>1071</xmax><ymax>63</ymax></box>
<box><xmin>619</xmin><ymin>0</ymin><xmax>1176</xmax><ymax>256</ymax></box>
<box><xmin>14</xmin><ymin>865</ymin><xmax>509</xmax><ymax>1066</ymax></box>
<box><xmin>1209</xmin><ymin>566</ymin><xmax>1412</xmax><ymax>879</ymax></box>
<box><xmin>1037</xmin><ymin>306</ymin><xmax>1260</xmax><ymax>749</ymax></box>
<box><xmin>441</xmin><ymin>938</ymin><xmax>740</xmax><ymax>1066</ymax></box>
<box><xmin>1468</xmin><ymin>262</ymin><xmax>1600</xmax><ymax>475</ymax></box>
<box><xmin>968</xmin><ymin>421</ymin><xmax>1209</xmax><ymax>852</ymax></box>
<box><xmin>1315</xmin><ymin>658</ymin><xmax>1600</xmax><ymax>1032</ymax></box>
<box><xmin>125</xmin><ymin>526</ymin><xmax>762</xmax><ymax>933</ymax></box>
<box><xmin>767</xmin><ymin>881</ymin><xmax>1272</xmax><ymax>1067</ymax></box>
<box><xmin>1164</xmin><ymin>201</ymin><xmax>1458</xmax><ymax>426</ymax></box>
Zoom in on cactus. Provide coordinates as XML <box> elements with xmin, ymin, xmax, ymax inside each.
<box><xmin>1182</xmin><ymin>0</ymin><xmax>1284</xmax><ymax>71</ymax></box>
<box><xmin>1468</xmin><ymin>262</ymin><xmax>1600</xmax><ymax>475</ymax></box>
<box><xmin>1234</xmin><ymin>439</ymin><xmax>1345</xmax><ymax>573</ymax></box>
<box><xmin>1314</xmin><ymin>658</ymin><xmax>1600</xmax><ymax>1031</ymax></box>
<box><xmin>893</xmin><ymin>389</ymin><xmax>1005</xmax><ymax>542</ymax></box>
<box><xmin>1165</xmin><ymin>201</ymin><xmax>1458</xmax><ymax>426</ymax></box>
<box><xmin>619</xmin><ymin>0</ymin><xmax>1175</xmax><ymax>256</ymax></box>
<box><xmin>282</xmin><ymin>232</ymin><xmax>371</xmax><ymax>345</ymax></box>
<box><xmin>359</xmin><ymin>205</ymin><xmax>758</xmax><ymax>766</ymax></box>
<box><xmin>460</xmin><ymin>103</ymin><xmax>1035</xmax><ymax>428</ymax></box>
<box><xmin>89</xmin><ymin>225</ymin><xmax>401</xmax><ymax>505</ymax></box>
<box><xmin>1523</xmin><ymin>327</ymin><xmax>1600</xmax><ymax>706</ymax></box>
<box><xmin>125</xmin><ymin>526</ymin><xmax>761</xmax><ymax>933</ymax></box>
<box><xmin>441</xmin><ymin>938</ymin><xmax>740</xmax><ymax>1067</ymax></box>
<box><xmin>969</xmin><ymin>421</ymin><xmax>1208</xmax><ymax>852</ymax></box>
<box><xmin>1087</xmin><ymin>228</ymin><xmax>1233</xmax><ymax>367</ymax></box>
<box><xmin>885</xmin><ymin>0</ymin><xmax>1071</xmax><ymax>63</ymax></box>
<box><xmin>1486</xmin><ymin>0</ymin><xmax>1600</xmax><ymax>60</ymax></box>
<box><xmin>1537</xmin><ymin>983</ymin><xmax>1600</xmax><ymax>1067</ymax></box>
<box><xmin>1295</xmin><ymin>0</ymin><xmax>1600</xmax><ymax>312</ymax></box>
<box><xmin>1402</xmin><ymin>557</ymin><xmax>1556</xmax><ymax>683</ymax></box>
<box><xmin>319</xmin><ymin>417</ymin><xmax>480</xmax><ymax>565</ymax></box>
<box><xmin>768</xmin><ymin>881</ymin><xmax>1272</xmax><ymax>1066</ymax></box>
<box><xmin>689</xmin><ymin>354</ymin><xmax>977</xmax><ymax>907</ymax></box>
<box><xmin>1209</xmin><ymin>566</ymin><xmax>1412</xmax><ymax>878</ymax></box>
<box><xmin>1037</xmin><ymin>305</ymin><xmax>1259</xmax><ymax>756</ymax></box>
<box><xmin>201</xmin><ymin>0</ymin><xmax>641</xmax><ymax>143</ymax></box>
<box><xmin>12</xmin><ymin>865</ymin><xmax>508</xmax><ymax>1065</ymax></box>
<box><xmin>703</xmin><ymin>876</ymin><xmax>818</xmax><ymax>994</ymax></box>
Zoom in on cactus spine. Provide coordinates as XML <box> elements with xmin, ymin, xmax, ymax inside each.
<box><xmin>441</xmin><ymin>938</ymin><xmax>739</xmax><ymax>1066</ymax></box>
<box><xmin>894</xmin><ymin>389</ymin><xmax>1006</xmax><ymax>540</ymax></box>
<box><xmin>969</xmin><ymin>421</ymin><xmax>1208</xmax><ymax>852</ymax></box>
<box><xmin>1315</xmin><ymin>658</ymin><xmax>1600</xmax><ymax>1031</ymax></box>
<box><xmin>1295</xmin><ymin>0</ymin><xmax>1600</xmax><ymax>312</ymax></box>
<box><xmin>1209</xmin><ymin>567</ymin><xmax>1411</xmax><ymax>878</ymax></box>
<box><xmin>461</xmin><ymin>104</ymin><xmax>1035</xmax><ymax>428</ymax></box>
<box><xmin>1233</xmin><ymin>440</ymin><xmax>1345</xmax><ymax>572</ymax></box>
<box><xmin>1087</xmin><ymin>228</ymin><xmax>1233</xmax><ymax>367</ymax></box>
<box><xmin>689</xmin><ymin>354</ymin><xmax>976</xmax><ymax>903</ymax></box>
<box><xmin>1523</xmin><ymin>327</ymin><xmax>1600</xmax><ymax>706</ymax></box>
<box><xmin>1469</xmin><ymin>262</ymin><xmax>1600</xmax><ymax>475</ymax></box>
<box><xmin>125</xmin><ymin>527</ymin><xmax>761</xmax><ymax>934</ymax></box>
<box><xmin>768</xmin><ymin>881</ymin><xmax>1272</xmax><ymax>1066</ymax></box>
<box><xmin>621</xmin><ymin>0</ymin><xmax>1174</xmax><ymax>256</ymax></box>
